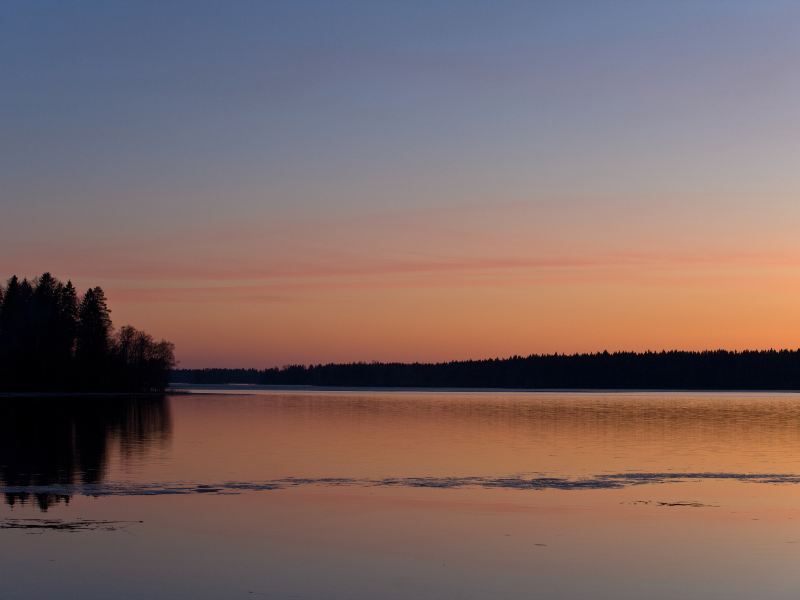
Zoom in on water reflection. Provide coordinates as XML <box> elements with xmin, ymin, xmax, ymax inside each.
<box><xmin>171</xmin><ymin>392</ymin><xmax>800</xmax><ymax>483</ymax></box>
<box><xmin>6</xmin><ymin>392</ymin><xmax>800</xmax><ymax>510</ymax></box>
<box><xmin>0</xmin><ymin>397</ymin><xmax>171</xmax><ymax>510</ymax></box>
<box><xmin>5</xmin><ymin>392</ymin><xmax>800</xmax><ymax>600</ymax></box>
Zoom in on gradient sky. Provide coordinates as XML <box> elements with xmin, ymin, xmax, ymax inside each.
<box><xmin>3</xmin><ymin>1</ymin><xmax>800</xmax><ymax>367</ymax></box>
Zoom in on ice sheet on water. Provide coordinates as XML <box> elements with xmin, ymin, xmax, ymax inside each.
<box><xmin>3</xmin><ymin>471</ymin><xmax>800</xmax><ymax>499</ymax></box>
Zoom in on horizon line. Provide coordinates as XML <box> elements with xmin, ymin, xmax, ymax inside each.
<box><xmin>174</xmin><ymin>346</ymin><xmax>800</xmax><ymax>371</ymax></box>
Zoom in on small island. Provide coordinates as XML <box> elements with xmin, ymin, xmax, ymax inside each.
<box><xmin>0</xmin><ymin>273</ymin><xmax>174</xmax><ymax>393</ymax></box>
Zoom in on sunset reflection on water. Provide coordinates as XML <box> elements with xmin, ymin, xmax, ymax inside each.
<box><xmin>3</xmin><ymin>391</ymin><xmax>800</xmax><ymax>599</ymax></box>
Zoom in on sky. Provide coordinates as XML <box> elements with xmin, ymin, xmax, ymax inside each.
<box><xmin>2</xmin><ymin>1</ymin><xmax>800</xmax><ymax>368</ymax></box>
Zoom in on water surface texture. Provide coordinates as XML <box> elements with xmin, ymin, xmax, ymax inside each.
<box><xmin>3</xmin><ymin>391</ymin><xmax>800</xmax><ymax>599</ymax></box>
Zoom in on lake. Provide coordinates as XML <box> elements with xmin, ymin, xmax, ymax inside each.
<box><xmin>3</xmin><ymin>389</ymin><xmax>800</xmax><ymax>599</ymax></box>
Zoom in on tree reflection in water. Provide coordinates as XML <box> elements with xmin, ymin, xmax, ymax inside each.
<box><xmin>0</xmin><ymin>397</ymin><xmax>171</xmax><ymax>511</ymax></box>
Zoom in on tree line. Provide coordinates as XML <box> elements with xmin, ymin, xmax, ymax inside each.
<box><xmin>0</xmin><ymin>273</ymin><xmax>175</xmax><ymax>392</ymax></box>
<box><xmin>173</xmin><ymin>349</ymin><xmax>800</xmax><ymax>390</ymax></box>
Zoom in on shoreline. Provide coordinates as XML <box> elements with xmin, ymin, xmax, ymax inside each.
<box><xmin>168</xmin><ymin>384</ymin><xmax>800</xmax><ymax>394</ymax></box>
<box><xmin>3</xmin><ymin>386</ymin><xmax>800</xmax><ymax>398</ymax></box>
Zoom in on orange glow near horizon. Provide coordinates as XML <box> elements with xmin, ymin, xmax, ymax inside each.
<box><xmin>107</xmin><ymin>256</ymin><xmax>800</xmax><ymax>368</ymax></box>
<box><xmin>6</xmin><ymin>200</ymin><xmax>800</xmax><ymax>367</ymax></box>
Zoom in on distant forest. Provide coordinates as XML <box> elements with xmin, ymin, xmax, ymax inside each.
<box><xmin>0</xmin><ymin>273</ymin><xmax>175</xmax><ymax>392</ymax></box>
<box><xmin>173</xmin><ymin>350</ymin><xmax>800</xmax><ymax>390</ymax></box>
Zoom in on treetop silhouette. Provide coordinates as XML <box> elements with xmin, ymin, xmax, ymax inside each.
<box><xmin>0</xmin><ymin>273</ymin><xmax>175</xmax><ymax>392</ymax></box>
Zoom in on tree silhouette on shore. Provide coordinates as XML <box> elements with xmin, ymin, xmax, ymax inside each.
<box><xmin>174</xmin><ymin>349</ymin><xmax>800</xmax><ymax>390</ymax></box>
<box><xmin>0</xmin><ymin>273</ymin><xmax>175</xmax><ymax>392</ymax></box>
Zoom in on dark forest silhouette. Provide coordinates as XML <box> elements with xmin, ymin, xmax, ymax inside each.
<box><xmin>0</xmin><ymin>273</ymin><xmax>175</xmax><ymax>392</ymax></box>
<box><xmin>174</xmin><ymin>349</ymin><xmax>800</xmax><ymax>390</ymax></box>
<box><xmin>0</xmin><ymin>396</ymin><xmax>171</xmax><ymax>511</ymax></box>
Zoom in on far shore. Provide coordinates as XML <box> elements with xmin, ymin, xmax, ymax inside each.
<box><xmin>4</xmin><ymin>385</ymin><xmax>800</xmax><ymax>398</ymax></box>
<box><xmin>167</xmin><ymin>383</ymin><xmax>800</xmax><ymax>394</ymax></box>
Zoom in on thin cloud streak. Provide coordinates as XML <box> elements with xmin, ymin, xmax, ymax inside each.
<box><xmin>108</xmin><ymin>264</ymin><xmax>800</xmax><ymax>304</ymax></box>
<box><xmin>7</xmin><ymin>249</ymin><xmax>800</xmax><ymax>284</ymax></box>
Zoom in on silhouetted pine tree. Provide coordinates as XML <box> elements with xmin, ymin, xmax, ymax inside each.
<box><xmin>76</xmin><ymin>286</ymin><xmax>113</xmax><ymax>389</ymax></box>
<box><xmin>31</xmin><ymin>273</ymin><xmax>62</xmax><ymax>389</ymax></box>
<box><xmin>0</xmin><ymin>277</ymin><xmax>29</xmax><ymax>388</ymax></box>
<box><xmin>56</xmin><ymin>281</ymin><xmax>79</xmax><ymax>383</ymax></box>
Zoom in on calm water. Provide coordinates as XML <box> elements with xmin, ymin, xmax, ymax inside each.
<box><xmin>3</xmin><ymin>390</ymin><xmax>800</xmax><ymax>599</ymax></box>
